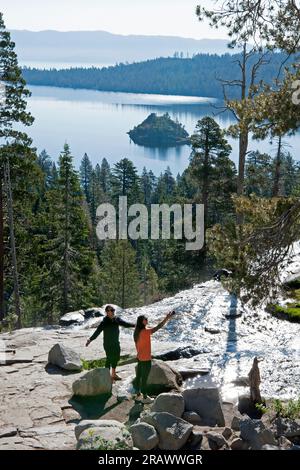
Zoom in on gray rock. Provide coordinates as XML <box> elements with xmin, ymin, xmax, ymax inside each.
<box><xmin>205</xmin><ymin>327</ymin><xmax>221</xmax><ymax>334</ymax></box>
<box><xmin>75</xmin><ymin>419</ymin><xmax>124</xmax><ymax>440</ymax></box>
<box><xmin>142</xmin><ymin>412</ymin><xmax>193</xmax><ymax>450</ymax></box>
<box><xmin>144</xmin><ymin>360</ymin><xmax>182</xmax><ymax>392</ymax></box>
<box><xmin>271</xmin><ymin>417</ymin><xmax>300</xmax><ymax>438</ymax></box>
<box><xmin>59</xmin><ymin>311</ymin><xmax>85</xmax><ymax>326</ymax></box>
<box><xmin>182</xmin><ymin>411</ymin><xmax>202</xmax><ymax>425</ymax></box>
<box><xmin>151</xmin><ymin>393</ymin><xmax>184</xmax><ymax>418</ymax></box>
<box><xmin>48</xmin><ymin>343</ymin><xmax>82</xmax><ymax>371</ymax></box>
<box><xmin>231</xmin><ymin>414</ymin><xmax>243</xmax><ymax>431</ymax></box>
<box><xmin>153</xmin><ymin>346</ymin><xmax>202</xmax><ymax>361</ymax></box>
<box><xmin>84</xmin><ymin>307</ymin><xmax>104</xmax><ymax>319</ymax></box>
<box><xmin>230</xmin><ymin>437</ymin><xmax>248</xmax><ymax>450</ymax></box>
<box><xmin>77</xmin><ymin>424</ymin><xmax>132</xmax><ymax>450</ymax></box>
<box><xmin>240</xmin><ymin>418</ymin><xmax>277</xmax><ymax>450</ymax></box>
<box><xmin>183</xmin><ymin>385</ymin><xmax>225</xmax><ymax>427</ymax></box>
<box><xmin>278</xmin><ymin>436</ymin><xmax>293</xmax><ymax>449</ymax></box>
<box><xmin>188</xmin><ymin>431</ymin><xmax>203</xmax><ymax>449</ymax></box>
<box><xmin>130</xmin><ymin>422</ymin><xmax>159</xmax><ymax>450</ymax></box>
<box><xmin>222</xmin><ymin>427</ymin><xmax>233</xmax><ymax>440</ymax></box>
<box><xmin>72</xmin><ymin>368</ymin><xmax>112</xmax><ymax>396</ymax></box>
<box><xmin>207</xmin><ymin>432</ymin><xmax>228</xmax><ymax>449</ymax></box>
<box><xmin>0</xmin><ymin>427</ymin><xmax>18</xmax><ymax>438</ymax></box>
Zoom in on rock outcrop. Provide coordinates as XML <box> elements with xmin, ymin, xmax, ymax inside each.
<box><xmin>72</xmin><ymin>368</ymin><xmax>112</xmax><ymax>396</ymax></box>
<box><xmin>48</xmin><ymin>343</ymin><xmax>82</xmax><ymax>371</ymax></box>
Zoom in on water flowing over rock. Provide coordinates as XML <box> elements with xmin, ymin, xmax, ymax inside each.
<box><xmin>48</xmin><ymin>343</ymin><xmax>82</xmax><ymax>371</ymax></box>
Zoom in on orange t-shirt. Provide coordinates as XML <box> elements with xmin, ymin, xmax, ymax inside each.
<box><xmin>136</xmin><ymin>328</ymin><xmax>153</xmax><ymax>361</ymax></box>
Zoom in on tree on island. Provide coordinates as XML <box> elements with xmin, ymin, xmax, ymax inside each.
<box><xmin>128</xmin><ymin>113</ymin><xmax>190</xmax><ymax>147</ymax></box>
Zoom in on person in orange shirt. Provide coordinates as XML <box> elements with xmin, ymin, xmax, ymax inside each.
<box><xmin>133</xmin><ymin>311</ymin><xmax>174</xmax><ymax>404</ymax></box>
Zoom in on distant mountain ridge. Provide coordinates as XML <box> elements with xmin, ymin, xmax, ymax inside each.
<box><xmin>10</xmin><ymin>29</ymin><xmax>231</xmax><ymax>64</ymax></box>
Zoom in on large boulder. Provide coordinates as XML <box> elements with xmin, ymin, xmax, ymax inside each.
<box><xmin>84</xmin><ymin>307</ymin><xmax>104</xmax><ymax>319</ymax></box>
<box><xmin>183</xmin><ymin>385</ymin><xmax>225</xmax><ymax>427</ymax></box>
<box><xmin>75</xmin><ymin>419</ymin><xmax>123</xmax><ymax>440</ymax></box>
<box><xmin>142</xmin><ymin>412</ymin><xmax>193</xmax><ymax>450</ymax></box>
<box><xmin>77</xmin><ymin>423</ymin><xmax>132</xmax><ymax>450</ymax></box>
<box><xmin>136</xmin><ymin>360</ymin><xmax>182</xmax><ymax>394</ymax></box>
<box><xmin>48</xmin><ymin>343</ymin><xmax>82</xmax><ymax>371</ymax></box>
<box><xmin>59</xmin><ymin>310</ymin><xmax>85</xmax><ymax>327</ymax></box>
<box><xmin>130</xmin><ymin>422</ymin><xmax>159</xmax><ymax>450</ymax></box>
<box><xmin>72</xmin><ymin>368</ymin><xmax>112</xmax><ymax>396</ymax></box>
<box><xmin>240</xmin><ymin>418</ymin><xmax>277</xmax><ymax>450</ymax></box>
<box><xmin>151</xmin><ymin>393</ymin><xmax>185</xmax><ymax>418</ymax></box>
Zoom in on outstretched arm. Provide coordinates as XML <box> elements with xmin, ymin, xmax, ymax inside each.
<box><xmin>86</xmin><ymin>321</ymin><xmax>104</xmax><ymax>346</ymax></box>
<box><xmin>118</xmin><ymin>318</ymin><xmax>135</xmax><ymax>328</ymax></box>
<box><xmin>151</xmin><ymin>312</ymin><xmax>173</xmax><ymax>334</ymax></box>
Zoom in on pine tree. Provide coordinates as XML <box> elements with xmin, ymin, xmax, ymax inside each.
<box><xmin>100</xmin><ymin>240</ymin><xmax>141</xmax><ymax>308</ymax></box>
<box><xmin>0</xmin><ymin>12</ymin><xmax>34</xmax><ymax>322</ymax></box>
<box><xmin>245</xmin><ymin>151</ymin><xmax>273</xmax><ymax>197</ymax></box>
<box><xmin>31</xmin><ymin>144</ymin><xmax>99</xmax><ymax>319</ymax></box>
<box><xmin>189</xmin><ymin>117</ymin><xmax>232</xmax><ymax>239</ymax></box>
<box><xmin>111</xmin><ymin>158</ymin><xmax>141</xmax><ymax>206</ymax></box>
<box><xmin>80</xmin><ymin>153</ymin><xmax>93</xmax><ymax>202</ymax></box>
<box><xmin>99</xmin><ymin>158</ymin><xmax>111</xmax><ymax>194</ymax></box>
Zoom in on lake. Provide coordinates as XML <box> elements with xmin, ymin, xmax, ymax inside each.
<box><xmin>27</xmin><ymin>85</ymin><xmax>300</xmax><ymax>175</ymax></box>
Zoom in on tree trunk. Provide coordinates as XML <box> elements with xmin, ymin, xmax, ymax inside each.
<box><xmin>4</xmin><ymin>160</ymin><xmax>21</xmax><ymax>328</ymax></box>
<box><xmin>63</xmin><ymin>168</ymin><xmax>70</xmax><ymax>314</ymax></box>
<box><xmin>272</xmin><ymin>136</ymin><xmax>282</xmax><ymax>197</ymax></box>
<box><xmin>0</xmin><ymin>175</ymin><xmax>4</xmax><ymax>321</ymax></box>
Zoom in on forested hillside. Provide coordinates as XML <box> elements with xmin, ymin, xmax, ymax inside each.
<box><xmin>22</xmin><ymin>52</ymin><xmax>295</xmax><ymax>98</ymax></box>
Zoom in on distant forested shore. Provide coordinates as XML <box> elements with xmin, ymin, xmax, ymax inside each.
<box><xmin>22</xmin><ymin>52</ymin><xmax>295</xmax><ymax>99</ymax></box>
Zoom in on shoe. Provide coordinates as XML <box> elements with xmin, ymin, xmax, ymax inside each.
<box><xmin>133</xmin><ymin>393</ymin><xmax>142</xmax><ymax>401</ymax></box>
<box><xmin>141</xmin><ymin>396</ymin><xmax>154</xmax><ymax>404</ymax></box>
<box><xmin>112</xmin><ymin>374</ymin><xmax>122</xmax><ymax>381</ymax></box>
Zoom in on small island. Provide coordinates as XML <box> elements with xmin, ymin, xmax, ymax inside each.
<box><xmin>128</xmin><ymin>113</ymin><xmax>190</xmax><ymax>147</ymax></box>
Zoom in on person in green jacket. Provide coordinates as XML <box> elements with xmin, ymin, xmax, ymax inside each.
<box><xmin>86</xmin><ymin>305</ymin><xmax>135</xmax><ymax>381</ymax></box>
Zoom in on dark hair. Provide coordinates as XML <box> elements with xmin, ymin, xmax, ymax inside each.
<box><xmin>105</xmin><ymin>305</ymin><xmax>115</xmax><ymax>313</ymax></box>
<box><xmin>134</xmin><ymin>315</ymin><xmax>147</xmax><ymax>343</ymax></box>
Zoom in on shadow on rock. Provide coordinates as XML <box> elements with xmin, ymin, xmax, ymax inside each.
<box><xmin>69</xmin><ymin>394</ymin><xmax>119</xmax><ymax>420</ymax></box>
<box><xmin>45</xmin><ymin>363</ymin><xmax>81</xmax><ymax>376</ymax></box>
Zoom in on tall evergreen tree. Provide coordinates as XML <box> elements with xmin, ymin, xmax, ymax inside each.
<box><xmin>32</xmin><ymin>144</ymin><xmax>99</xmax><ymax>319</ymax></box>
<box><xmin>100</xmin><ymin>240</ymin><xmax>140</xmax><ymax>308</ymax></box>
<box><xmin>0</xmin><ymin>12</ymin><xmax>34</xmax><ymax>322</ymax></box>
<box><xmin>111</xmin><ymin>158</ymin><xmax>141</xmax><ymax>206</ymax></box>
<box><xmin>99</xmin><ymin>158</ymin><xmax>111</xmax><ymax>194</ymax></box>
<box><xmin>189</xmin><ymin>117</ymin><xmax>232</xmax><ymax>239</ymax></box>
<box><xmin>80</xmin><ymin>153</ymin><xmax>93</xmax><ymax>202</ymax></box>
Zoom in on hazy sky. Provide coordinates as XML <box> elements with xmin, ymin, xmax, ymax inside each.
<box><xmin>1</xmin><ymin>0</ymin><xmax>228</xmax><ymax>39</ymax></box>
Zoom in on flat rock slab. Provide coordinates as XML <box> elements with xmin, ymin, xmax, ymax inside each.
<box><xmin>2</xmin><ymin>353</ymin><xmax>33</xmax><ymax>365</ymax></box>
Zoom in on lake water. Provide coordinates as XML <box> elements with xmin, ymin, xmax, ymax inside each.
<box><xmin>27</xmin><ymin>85</ymin><xmax>300</xmax><ymax>175</ymax></box>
